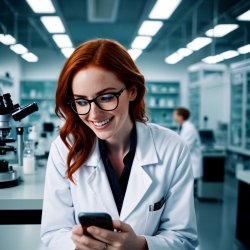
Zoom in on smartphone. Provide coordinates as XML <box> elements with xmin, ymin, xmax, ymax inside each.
<box><xmin>78</xmin><ymin>212</ymin><xmax>114</xmax><ymax>235</ymax></box>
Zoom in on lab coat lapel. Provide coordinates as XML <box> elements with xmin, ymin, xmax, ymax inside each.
<box><xmin>120</xmin><ymin>122</ymin><xmax>159</xmax><ymax>221</ymax></box>
<box><xmin>85</xmin><ymin>141</ymin><xmax>119</xmax><ymax>218</ymax></box>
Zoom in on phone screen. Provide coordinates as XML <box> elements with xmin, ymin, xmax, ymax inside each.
<box><xmin>78</xmin><ymin>212</ymin><xmax>114</xmax><ymax>235</ymax></box>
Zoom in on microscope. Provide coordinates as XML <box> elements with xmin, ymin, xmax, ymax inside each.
<box><xmin>0</xmin><ymin>92</ymin><xmax>38</xmax><ymax>188</ymax></box>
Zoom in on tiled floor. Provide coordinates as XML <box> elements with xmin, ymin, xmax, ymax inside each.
<box><xmin>195</xmin><ymin>173</ymin><xmax>247</xmax><ymax>250</ymax></box>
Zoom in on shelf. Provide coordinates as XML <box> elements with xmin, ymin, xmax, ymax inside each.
<box><xmin>21</xmin><ymin>97</ymin><xmax>55</xmax><ymax>101</ymax></box>
<box><xmin>227</xmin><ymin>146</ymin><xmax>250</xmax><ymax>157</ymax></box>
<box><xmin>0</xmin><ymin>76</ymin><xmax>13</xmax><ymax>86</ymax></box>
<box><xmin>146</xmin><ymin>81</ymin><xmax>180</xmax><ymax>127</ymax></box>
<box><xmin>148</xmin><ymin>106</ymin><xmax>175</xmax><ymax>110</ymax></box>
<box><xmin>20</xmin><ymin>80</ymin><xmax>58</xmax><ymax>124</ymax></box>
<box><xmin>148</xmin><ymin>91</ymin><xmax>178</xmax><ymax>95</ymax></box>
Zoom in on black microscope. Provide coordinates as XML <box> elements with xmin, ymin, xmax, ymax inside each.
<box><xmin>0</xmin><ymin>92</ymin><xmax>38</xmax><ymax>188</ymax></box>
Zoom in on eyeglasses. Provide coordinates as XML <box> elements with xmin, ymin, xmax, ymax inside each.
<box><xmin>68</xmin><ymin>87</ymin><xmax>126</xmax><ymax>115</ymax></box>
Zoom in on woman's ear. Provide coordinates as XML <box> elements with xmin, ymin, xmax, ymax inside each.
<box><xmin>128</xmin><ymin>86</ymin><xmax>137</xmax><ymax>101</ymax></box>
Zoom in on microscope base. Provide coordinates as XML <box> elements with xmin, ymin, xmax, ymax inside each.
<box><xmin>0</xmin><ymin>170</ymin><xmax>20</xmax><ymax>189</ymax></box>
<box><xmin>0</xmin><ymin>178</ymin><xmax>19</xmax><ymax>189</ymax></box>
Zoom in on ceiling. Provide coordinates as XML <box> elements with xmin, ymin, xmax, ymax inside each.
<box><xmin>1</xmin><ymin>0</ymin><xmax>250</xmax><ymax>65</ymax></box>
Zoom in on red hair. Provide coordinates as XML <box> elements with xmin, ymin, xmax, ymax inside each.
<box><xmin>55</xmin><ymin>39</ymin><xmax>146</xmax><ymax>182</ymax></box>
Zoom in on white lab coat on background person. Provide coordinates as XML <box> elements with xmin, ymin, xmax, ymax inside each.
<box><xmin>41</xmin><ymin>122</ymin><xmax>198</xmax><ymax>250</ymax></box>
<box><xmin>179</xmin><ymin>120</ymin><xmax>202</xmax><ymax>179</ymax></box>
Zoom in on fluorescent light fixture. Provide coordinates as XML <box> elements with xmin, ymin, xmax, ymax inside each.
<box><xmin>10</xmin><ymin>44</ymin><xmax>28</xmax><ymax>54</ymax></box>
<box><xmin>220</xmin><ymin>50</ymin><xmax>239</xmax><ymax>59</ymax></box>
<box><xmin>164</xmin><ymin>52</ymin><xmax>183</xmax><ymax>64</ymax></box>
<box><xmin>61</xmin><ymin>48</ymin><xmax>75</xmax><ymax>58</ymax></box>
<box><xmin>131</xmin><ymin>36</ymin><xmax>152</xmax><ymax>49</ymax></box>
<box><xmin>149</xmin><ymin>0</ymin><xmax>182</xmax><ymax>20</ymax></box>
<box><xmin>40</xmin><ymin>16</ymin><xmax>65</xmax><ymax>33</ymax></box>
<box><xmin>128</xmin><ymin>49</ymin><xmax>143</xmax><ymax>61</ymax></box>
<box><xmin>25</xmin><ymin>0</ymin><xmax>55</xmax><ymax>13</ymax></box>
<box><xmin>202</xmin><ymin>55</ymin><xmax>224</xmax><ymax>64</ymax></box>
<box><xmin>0</xmin><ymin>34</ymin><xmax>16</xmax><ymax>45</ymax></box>
<box><xmin>177</xmin><ymin>48</ymin><xmax>193</xmax><ymax>57</ymax></box>
<box><xmin>138</xmin><ymin>21</ymin><xmax>163</xmax><ymax>36</ymax></box>
<box><xmin>52</xmin><ymin>34</ymin><xmax>73</xmax><ymax>48</ymax></box>
<box><xmin>237</xmin><ymin>9</ymin><xmax>250</xmax><ymax>21</ymax></box>
<box><xmin>187</xmin><ymin>37</ymin><xmax>212</xmax><ymax>51</ymax></box>
<box><xmin>21</xmin><ymin>52</ymin><xmax>38</xmax><ymax>62</ymax></box>
<box><xmin>205</xmin><ymin>24</ymin><xmax>239</xmax><ymax>37</ymax></box>
<box><xmin>238</xmin><ymin>44</ymin><xmax>250</xmax><ymax>54</ymax></box>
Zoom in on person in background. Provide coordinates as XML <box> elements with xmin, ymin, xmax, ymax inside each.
<box><xmin>173</xmin><ymin>107</ymin><xmax>202</xmax><ymax>180</ymax></box>
<box><xmin>41</xmin><ymin>39</ymin><xmax>198</xmax><ymax>250</ymax></box>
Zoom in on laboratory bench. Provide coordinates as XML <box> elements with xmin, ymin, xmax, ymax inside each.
<box><xmin>235</xmin><ymin>170</ymin><xmax>250</xmax><ymax>249</ymax></box>
<box><xmin>0</xmin><ymin>167</ymin><xmax>47</xmax><ymax>249</ymax></box>
<box><xmin>196</xmin><ymin>147</ymin><xmax>226</xmax><ymax>200</ymax></box>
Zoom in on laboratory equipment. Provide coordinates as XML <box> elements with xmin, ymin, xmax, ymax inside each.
<box><xmin>0</xmin><ymin>92</ymin><xmax>38</xmax><ymax>188</ymax></box>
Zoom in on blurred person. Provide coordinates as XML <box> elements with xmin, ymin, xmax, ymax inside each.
<box><xmin>41</xmin><ymin>39</ymin><xmax>198</xmax><ymax>250</ymax></box>
<box><xmin>173</xmin><ymin>107</ymin><xmax>202</xmax><ymax>180</ymax></box>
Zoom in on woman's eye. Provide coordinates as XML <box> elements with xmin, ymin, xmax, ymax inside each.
<box><xmin>99</xmin><ymin>94</ymin><xmax>115</xmax><ymax>102</ymax></box>
<box><xmin>75</xmin><ymin>99</ymin><xmax>88</xmax><ymax>106</ymax></box>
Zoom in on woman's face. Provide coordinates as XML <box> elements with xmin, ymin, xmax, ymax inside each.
<box><xmin>71</xmin><ymin>66</ymin><xmax>137</xmax><ymax>142</ymax></box>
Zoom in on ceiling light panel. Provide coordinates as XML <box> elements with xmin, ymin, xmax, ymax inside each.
<box><xmin>21</xmin><ymin>52</ymin><xmax>39</xmax><ymax>62</ymax></box>
<box><xmin>238</xmin><ymin>44</ymin><xmax>250</xmax><ymax>54</ymax></box>
<box><xmin>61</xmin><ymin>48</ymin><xmax>75</xmax><ymax>58</ymax></box>
<box><xmin>25</xmin><ymin>0</ymin><xmax>55</xmax><ymax>13</ymax></box>
<box><xmin>165</xmin><ymin>52</ymin><xmax>183</xmax><ymax>64</ymax></box>
<box><xmin>202</xmin><ymin>55</ymin><xmax>224</xmax><ymax>64</ymax></box>
<box><xmin>0</xmin><ymin>34</ymin><xmax>16</xmax><ymax>45</ymax></box>
<box><xmin>41</xmin><ymin>16</ymin><xmax>65</xmax><ymax>33</ymax></box>
<box><xmin>10</xmin><ymin>44</ymin><xmax>28</xmax><ymax>54</ymax></box>
<box><xmin>149</xmin><ymin>0</ymin><xmax>182</xmax><ymax>20</ymax></box>
<box><xmin>177</xmin><ymin>48</ymin><xmax>193</xmax><ymax>57</ymax></box>
<box><xmin>131</xmin><ymin>36</ymin><xmax>152</xmax><ymax>49</ymax></box>
<box><xmin>52</xmin><ymin>34</ymin><xmax>73</xmax><ymax>48</ymax></box>
<box><xmin>128</xmin><ymin>49</ymin><xmax>143</xmax><ymax>61</ymax></box>
<box><xmin>237</xmin><ymin>9</ymin><xmax>250</xmax><ymax>21</ymax></box>
<box><xmin>205</xmin><ymin>24</ymin><xmax>239</xmax><ymax>37</ymax></box>
<box><xmin>220</xmin><ymin>50</ymin><xmax>239</xmax><ymax>59</ymax></box>
<box><xmin>187</xmin><ymin>37</ymin><xmax>212</xmax><ymax>51</ymax></box>
<box><xmin>138</xmin><ymin>21</ymin><xmax>163</xmax><ymax>36</ymax></box>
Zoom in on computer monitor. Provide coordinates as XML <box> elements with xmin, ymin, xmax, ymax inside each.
<box><xmin>199</xmin><ymin>130</ymin><xmax>216</xmax><ymax>145</ymax></box>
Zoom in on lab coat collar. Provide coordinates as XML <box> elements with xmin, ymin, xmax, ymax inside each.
<box><xmin>84</xmin><ymin>121</ymin><xmax>159</xmax><ymax>167</ymax></box>
<box><xmin>84</xmin><ymin>121</ymin><xmax>159</xmax><ymax>220</ymax></box>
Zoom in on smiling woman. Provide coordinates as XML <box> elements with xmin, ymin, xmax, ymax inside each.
<box><xmin>41</xmin><ymin>38</ymin><xmax>198</xmax><ymax>250</ymax></box>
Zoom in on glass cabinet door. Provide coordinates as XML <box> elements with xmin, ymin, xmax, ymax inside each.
<box><xmin>245</xmin><ymin>72</ymin><xmax>250</xmax><ymax>150</ymax></box>
<box><xmin>230</xmin><ymin>73</ymin><xmax>243</xmax><ymax>147</ymax></box>
<box><xmin>189</xmin><ymin>86</ymin><xmax>200</xmax><ymax>128</ymax></box>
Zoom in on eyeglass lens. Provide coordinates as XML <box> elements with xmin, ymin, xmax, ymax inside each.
<box><xmin>71</xmin><ymin>93</ymin><xmax>119</xmax><ymax>115</ymax></box>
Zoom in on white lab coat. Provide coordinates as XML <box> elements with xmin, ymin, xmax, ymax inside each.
<box><xmin>179</xmin><ymin>120</ymin><xmax>202</xmax><ymax>179</ymax></box>
<box><xmin>41</xmin><ymin>122</ymin><xmax>198</xmax><ymax>250</ymax></box>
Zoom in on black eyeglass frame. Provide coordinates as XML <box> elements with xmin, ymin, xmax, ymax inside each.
<box><xmin>68</xmin><ymin>87</ymin><xmax>126</xmax><ymax>115</ymax></box>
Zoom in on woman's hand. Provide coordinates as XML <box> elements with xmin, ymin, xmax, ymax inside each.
<box><xmin>71</xmin><ymin>225</ymin><xmax>108</xmax><ymax>250</ymax></box>
<box><xmin>86</xmin><ymin>220</ymin><xmax>148</xmax><ymax>250</ymax></box>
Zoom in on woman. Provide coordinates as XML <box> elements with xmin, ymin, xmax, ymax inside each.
<box><xmin>41</xmin><ymin>39</ymin><xmax>198</xmax><ymax>250</ymax></box>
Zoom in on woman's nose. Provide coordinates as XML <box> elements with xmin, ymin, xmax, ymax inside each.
<box><xmin>88</xmin><ymin>102</ymin><xmax>102</xmax><ymax>118</ymax></box>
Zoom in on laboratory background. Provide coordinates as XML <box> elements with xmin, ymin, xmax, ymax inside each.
<box><xmin>0</xmin><ymin>0</ymin><xmax>250</xmax><ymax>249</ymax></box>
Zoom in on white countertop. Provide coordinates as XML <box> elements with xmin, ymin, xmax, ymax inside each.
<box><xmin>0</xmin><ymin>225</ymin><xmax>48</xmax><ymax>250</ymax></box>
<box><xmin>0</xmin><ymin>167</ymin><xmax>46</xmax><ymax>210</ymax></box>
<box><xmin>236</xmin><ymin>170</ymin><xmax>250</xmax><ymax>185</ymax></box>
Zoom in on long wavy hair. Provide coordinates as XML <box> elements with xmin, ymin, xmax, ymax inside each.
<box><xmin>55</xmin><ymin>39</ymin><xmax>146</xmax><ymax>183</ymax></box>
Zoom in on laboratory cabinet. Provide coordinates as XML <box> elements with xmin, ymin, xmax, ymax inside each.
<box><xmin>187</xmin><ymin>63</ymin><xmax>229</xmax><ymax>130</ymax></box>
<box><xmin>229</xmin><ymin>59</ymin><xmax>250</xmax><ymax>157</ymax></box>
<box><xmin>145</xmin><ymin>81</ymin><xmax>180</xmax><ymax>130</ymax></box>
<box><xmin>20</xmin><ymin>80</ymin><xmax>58</xmax><ymax>124</ymax></box>
<box><xmin>235</xmin><ymin>170</ymin><xmax>250</xmax><ymax>249</ymax></box>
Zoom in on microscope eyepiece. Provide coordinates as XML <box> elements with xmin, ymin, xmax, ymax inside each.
<box><xmin>11</xmin><ymin>102</ymin><xmax>39</xmax><ymax>121</ymax></box>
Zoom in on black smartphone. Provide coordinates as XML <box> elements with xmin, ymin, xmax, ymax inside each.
<box><xmin>78</xmin><ymin>212</ymin><xmax>114</xmax><ymax>235</ymax></box>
